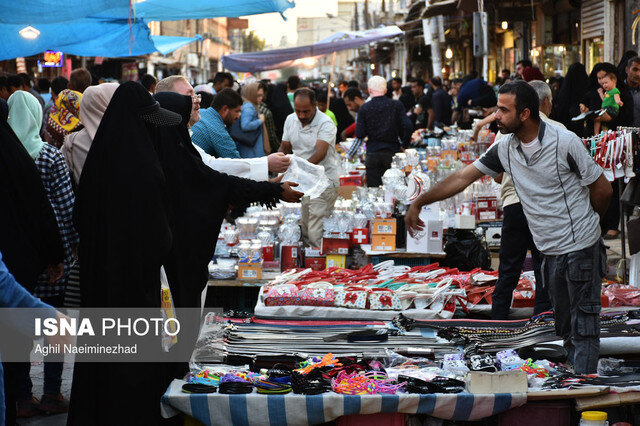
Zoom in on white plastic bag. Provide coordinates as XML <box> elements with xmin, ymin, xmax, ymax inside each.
<box><xmin>160</xmin><ymin>266</ymin><xmax>178</xmax><ymax>352</ymax></box>
<box><xmin>279</xmin><ymin>155</ymin><xmax>330</xmax><ymax>199</ymax></box>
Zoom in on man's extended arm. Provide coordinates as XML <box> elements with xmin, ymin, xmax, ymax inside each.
<box><xmin>588</xmin><ymin>173</ymin><xmax>613</xmax><ymax>219</ymax></box>
<box><xmin>307</xmin><ymin>140</ymin><xmax>330</xmax><ymax>164</ymax></box>
<box><xmin>405</xmin><ymin>164</ymin><xmax>485</xmax><ymax>235</ymax></box>
<box><xmin>279</xmin><ymin>140</ymin><xmax>293</xmax><ymax>154</ymax></box>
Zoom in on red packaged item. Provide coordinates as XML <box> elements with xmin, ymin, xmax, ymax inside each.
<box><xmin>368</xmin><ymin>288</ymin><xmax>402</xmax><ymax>310</ymax></box>
<box><xmin>335</xmin><ymin>286</ymin><xmax>369</xmax><ymax>309</ymax></box>
<box><xmin>299</xmin><ymin>282</ymin><xmax>335</xmax><ymax>307</ymax></box>
<box><xmin>263</xmin><ymin>284</ymin><xmax>301</xmax><ymax>306</ymax></box>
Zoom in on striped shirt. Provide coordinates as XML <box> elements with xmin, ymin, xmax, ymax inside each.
<box><xmin>34</xmin><ymin>143</ymin><xmax>78</xmax><ymax>297</ymax></box>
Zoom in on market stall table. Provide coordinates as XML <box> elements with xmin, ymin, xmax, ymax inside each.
<box><xmin>161</xmin><ymin>379</ymin><xmax>527</xmax><ymax>425</ymax></box>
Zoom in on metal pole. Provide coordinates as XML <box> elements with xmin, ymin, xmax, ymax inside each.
<box><xmin>619</xmin><ymin>178</ymin><xmax>628</xmax><ymax>284</ymax></box>
<box><xmin>328</xmin><ymin>51</ymin><xmax>337</xmax><ymax>97</ymax></box>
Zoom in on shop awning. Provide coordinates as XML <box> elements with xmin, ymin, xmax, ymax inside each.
<box><xmin>151</xmin><ymin>35</ymin><xmax>203</xmax><ymax>55</ymax></box>
<box><xmin>221</xmin><ymin>25</ymin><xmax>403</xmax><ymax>73</ymax></box>
<box><xmin>422</xmin><ymin>0</ymin><xmax>459</xmax><ymax>18</ymax></box>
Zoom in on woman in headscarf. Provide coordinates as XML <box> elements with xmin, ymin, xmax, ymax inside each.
<box><xmin>45</xmin><ymin>88</ymin><xmax>83</xmax><ymax>148</ymax></box>
<box><xmin>68</xmin><ymin>81</ymin><xmax>182</xmax><ymax>426</ymax></box>
<box><xmin>153</xmin><ymin>92</ymin><xmax>302</xmax><ymax>379</ymax></box>
<box><xmin>61</xmin><ymin>83</ymin><xmax>118</xmax><ymax>185</ymax></box>
<box><xmin>237</xmin><ymin>81</ymin><xmax>268</xmax><ymax>158</ymax></box>
<box><xmin>7</xmin><ymin>91</ymin><xmax>77</xmax><ymax>418</ymax></box>
<box><xmin>579</xmin><ymin>63</ymin><xmax>633</xmax><ymax>239</ymax></box>
<box><xmin>259</xmin><ymin>82</ymin><xmax>280</xmax><ymax>153</ymax></box>
<box><xmin>551</xmin><ymin>62</ymin><xmax>590</xmax><ymax>134</ymax></box>
<box><xmin>0</xmin><ymin>98</ymin><xmax>64</xmax><ymax>424</ymax></box>
<box><xmin>579</xmin><ymin>62</ymin><xmax>634</xmax><ymax>136</ymax></box>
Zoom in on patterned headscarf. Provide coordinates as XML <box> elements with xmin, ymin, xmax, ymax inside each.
<box><xmin>46</xmin><ymin>89</ymin><xmax>82</xmax><ymax>148</ymax></box>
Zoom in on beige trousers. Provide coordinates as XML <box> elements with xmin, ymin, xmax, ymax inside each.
<box><xmin>300</xmin><ymin>185</ymin><xmax>339</xmax><ymax>247</ymax></box>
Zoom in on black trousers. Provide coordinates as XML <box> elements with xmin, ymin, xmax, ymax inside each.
<box><xmin>365</xmin><ymin>151</ymin><xmax>394</xmax><ymax>188</ymax></box>
<box><xmin>491</xmin><ymin>203</ymin><xmax>552</xmax><ymax>319</ymax></box>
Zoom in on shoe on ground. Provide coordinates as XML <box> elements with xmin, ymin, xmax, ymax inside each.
<box><xmin>603</xmin><ymin>230</ymin><xmax>619</xmax><ymax>240</ymax></box>
<box><xmin>39</xmin><ymin>393</ymin><xmax>69</xmax><ymax>415</ymax></box>
<box><xmin>17</xmin><ymin>396</ymin><xmax>40</xmax><ymax>418</ymax></box>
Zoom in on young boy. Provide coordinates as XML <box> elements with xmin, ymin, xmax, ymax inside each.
<box><xmin>594</xmin><ymin>72</ymin><xmax>623</xmax><ymax>134</ymax></box>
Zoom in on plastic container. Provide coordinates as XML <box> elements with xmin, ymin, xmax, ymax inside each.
<box><xmin>580</xmin><ymin>411</ymin><xmax>608</xmax><ymax>426</ymax></box>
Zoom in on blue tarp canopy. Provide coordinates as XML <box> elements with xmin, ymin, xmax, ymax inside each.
<box><xmin>0</xmin><ymin>19</ymin><xmax>157</xmax><ymax>61</ymax></box>
<box><xmin>151</xmin><ymin>35</ymin><xmax>202</xmax><ymax>55</ymax></box>
<box><xmin>221</xmin><ymin>26</ymin><xmax>403</xmax><ymax>73</ymax></box>
<box><xmin>0</xmin><ymin>0</ymin><xmax>294</xmax><ymax>59</ymax></box>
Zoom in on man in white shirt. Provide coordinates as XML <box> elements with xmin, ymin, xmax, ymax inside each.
<box><xmin>156</xmin><ymin>76</ymin><xmax>289</xmax><ymax>180</ymax></box>
<box><xmin>280</xmin><ymin>88</ymin><xmax>340</xmax><ymax>247</ymax></box>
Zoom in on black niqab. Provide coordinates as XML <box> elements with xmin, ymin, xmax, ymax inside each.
<box><xmin>552</xmin><ymin>62</ymin><xmax>590</xmax><ymax>131</ymax></box>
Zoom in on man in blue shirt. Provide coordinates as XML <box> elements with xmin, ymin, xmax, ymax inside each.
<box><xmin>191</xmin><ymin>89</ymin><xmax>243</xmax><ymax>158</ymax></box>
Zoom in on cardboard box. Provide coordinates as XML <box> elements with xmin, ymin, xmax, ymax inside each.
<box><xmin>321</xmin><ymin>237</ymin><xmax>350</xmax><ymax>255</ymax></box>
<box><xmin>338</xmin><ymin>185</ymin><xmax>358</xmax><ymax>200</ymax></box>
<box><xmin>454</xmin><ymin>214</ymin><xmax>476</xmax><ymax>229</ymax></box>
<box><xmin>371</xmin><ymin>218</ymin><xmax>397</xmax><ymax>235</ymax></box>
<box><xmin>339</xmin><ymin>174</ymin><xmax>364</xmax><ymax>186</ymax></box>
<box><xmin>326</xmin><ymin>254</ymin><xmax>346</xmax><ymax>269</ymax></box>
<box><xmin>466</xmin><ymin>370</ymin><xmax>528</xmax><ymax>394</ymax></box>
<box><xmin>371</xmin><ymin>234</ymin><xmax>396</xmax><ymax>251</ymax></box>
<box><xmin>238</xmin><ymin>262</ymin><xmax>262</xmax><ymax>280</ymax></box>
<box><xmin>305</xmin><ymin>257</ymin><xmax>326</xmax><ymax>271</ymax></box>
<box><xmin>476</xmin><ymin>196</ymin><xmax>498</xmax><ymax>221</ymax></box>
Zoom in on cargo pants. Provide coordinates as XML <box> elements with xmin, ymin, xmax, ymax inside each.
<box><xmin>541</xmin><ymin>240</ymin><xmax>607</xmax><ymax>374</ymax></box>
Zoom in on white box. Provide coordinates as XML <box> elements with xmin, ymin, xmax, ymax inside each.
<box><xmin>407</xmin><ymin>219</ymin><xmax>443</xmax><ymax>253</ymax></box>
<box><xmin>454</xmin><ymin>214</ymin><xmax>476</xmax><ymax>229</ymax></box>
<box><xmin>485</xmin><ymin>226</ymin><xmax>502</xmax><ymax>246</ymax></box>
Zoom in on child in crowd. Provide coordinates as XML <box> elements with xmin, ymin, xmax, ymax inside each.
<box><xmin>594</xmin><ymin>72</ymin><xmax>623</xmax><ymax>134</ymax></box>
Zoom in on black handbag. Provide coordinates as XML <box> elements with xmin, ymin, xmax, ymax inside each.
<box><xmin>229</xmin><ymin>119</ymin><xmax>261</xmax><ymax>147</ymax></box>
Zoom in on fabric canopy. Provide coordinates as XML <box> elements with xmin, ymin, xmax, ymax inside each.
<box><xmin>221</xmin><ymin>26</ymin><xmax>403</xmax><ymax>73</ymax></box>
<box><xmin>0</xmin><ymin>19</ymin><xmax>157</xmax><ymax>61</ymax></box>
<box><xmin>151</xmin><ymin>35</ymin><xmax>202</xmax><ymax>55</ymax></box>
<box><xmin>1</xmin><ymin>0</ymin><xmax>293</xmax><ymax>24</ymax></box>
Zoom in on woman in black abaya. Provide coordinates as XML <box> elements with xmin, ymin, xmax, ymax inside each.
<box><xmin>152</xmin><ymin>92</ymin><xmax>301</xmax><ymax>381</ymax></box>
<box><xmin>68</xmin><ymin>82</ymin><xmax>182</xmax><ymax>426</ymax></box>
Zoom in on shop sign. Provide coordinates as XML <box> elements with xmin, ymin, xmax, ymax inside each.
<box><xmin>38</xmin><ymin>51</ymin><xmax>63</xmax><ymax>67</ymax></box>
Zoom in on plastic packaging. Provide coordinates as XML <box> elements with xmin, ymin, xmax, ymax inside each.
<box><xmin>279</xmin><ymin>155</ymin><xmax>330</xmax><ymax>199</ymax></box>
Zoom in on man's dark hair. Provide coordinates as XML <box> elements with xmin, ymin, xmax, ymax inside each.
<box><xmin>348</xmin><ymin>80</ymin><xmax>359</xmax><ymax>88</ymax></box>
<box><xmin>430</xmin><ymin>76</ymin><xmax>442</xmax><ymax>87</ymax></box>
<box><xmin>0</xmin><ymin>76</ymin><xmax>8</xmax><ymax>91</ymax></box>
<box><xmin>498</xmin><ymin>80</ymin><xmax>540</xmax><ymax>121</ymax></box>
<box><xmin>212</xmin><ymin>72</ymin><xmax>233</xmax><ymax>86</ymax></box>
<box><xmin>338</xmin><ymin>80</ymin><xmax>348</xmax><ymax>87</ymax></box>
<box><xmin>316</xmin><ymin>90</ymin><xmax>328</xmax><ymax>104</ymax></box>
<box><xmin>392</xmin><ymin>77</ymin><xmax>403</xmax><ymax>84</ymax></box>
<box><xmin>343</xmin><ymin>87</ymin><xmax>363</xmax><ymax>101</ymax></box>
<box><xmin>69</xmin><ymin>67</ymin><xmax>92</xmax><ymax>93</ymax></box>
<box><xmin>293</xmin><ymin>87</ymin><xmax>316</xmax><ymax>104</ymax></box>
<box><xmin>7</xmin><ymin>75</ymin><xmax>23</xmax><ymax>89</ymax></box>
<box><xmin>627</xmin><ymin>56</ymin><xmax>640</xmax><ymax>68</ymax></box>
<box><xmin>412</xmin><ymin>78</ymin><xmax>425</xmax><ymax>89</ymax></box>
<box><xmin>502</xmin><ymin>69</ymin><xmax>511</xmax><ymax>74</ymax></box>
<box><xmin>287</xmin><ymin>75</ymin><xmax>301</xmax><ymax>90</ymax></box>
<box><xmin>211</xmin><ymin>88</ymin><xmax>243</xmax><ymax>111</ymax></box>
<box><xmin>452</xmin><ymin>78</ymin><xmax>464</xmax><ymax>85</ymax></box>
<box><xmin>141</xmin><ymin>74</ymin><xmax>156</xmax><ymax>91</ymax></box>
<box><xmin>18</xmin><ymin>73</ymin><xmax>32</xmax><ymax>89</ymax></box>
<box><xmin>517</xmin><ymin>59</ymin><xmax>533</xmax><ymax>68</ymax></box>
<box><xmin>37</xmin><ymin>78</ymin><xmax>50</xmax><ymax>93</ymax></box>
<box><xmin>50</xmin><ymin>76</ymin><xmax>69</xmax><ymax>97</ymax></box>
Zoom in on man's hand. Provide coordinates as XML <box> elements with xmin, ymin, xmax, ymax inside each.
<box><xmin>46</xmin><ymin>263</ymin><xmax>64</xmax><ymax>284</ymax></box>
<box><xmin>405</xmin><ymin>203</ymin><xmax>425</xmax><ymax>238</ymax></box>
<box><xmin>267</xmin><ymin>153</ymin><xmax>290</xmax><ymax>173</ymax></box>
<box><xmin>280</xmin><ymin>182</ymin><xmax>304</xmax><ymax>202</ymax></box>
<box><xmin>45</xmin><ymin>311</ymin><xmax>73</xmax><ymax>347</ymax></box>
<box><xmin>258</xmin><ymin>114</ymin><xmax>265</xmax><ymax>123</ymax></box>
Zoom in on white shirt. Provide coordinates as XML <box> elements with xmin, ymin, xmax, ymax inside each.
<box><xmin>190</xmin><ymin>134</ymin><xmax>269</xmax><ymax>181</ymax></box>
<box><xmin>520</xmin><ymin>137</ymin><xmax>541</xmax><ymax>161</ymax></box>
<box><xmin>282</xmin><ymin>109</ymin><xmax>339</xmax><ymax>184</ymax></box>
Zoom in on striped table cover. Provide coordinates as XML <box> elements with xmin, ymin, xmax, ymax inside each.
<box><xmin>161</xmin><ymin>380</ymin><xmax>527</xmax><ymax>425</ymax></box>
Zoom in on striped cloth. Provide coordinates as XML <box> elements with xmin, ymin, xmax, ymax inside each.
<box><xmin>347</xmin><ymin>138</ymin><xmax>364</xmax><ymax>160</ymax></box>
<box><xmin>161</xmin><ymin>379</ymin><xmax>526</xmax><ymax>425</ymax></box>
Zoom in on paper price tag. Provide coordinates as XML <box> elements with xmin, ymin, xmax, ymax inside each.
<box><xmin>379</xmin><ymin>225</ymin><xmax>393</xmax><ymax>234</ymax></box>
<box><xmin>242</xmin><ymin>269</ymin><xmax>258</xmax><ymax>278</ymax></box>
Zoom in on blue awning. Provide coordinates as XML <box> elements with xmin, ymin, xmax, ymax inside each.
<box><xmin>151</xmin><ymin>35</ymin><xmax>203</xmax><ymax>55</ymax></box>
<box><xmin>222</xmin><ymin>26</ymin><xmax>403</xmax><ymax>73</ymax></box>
